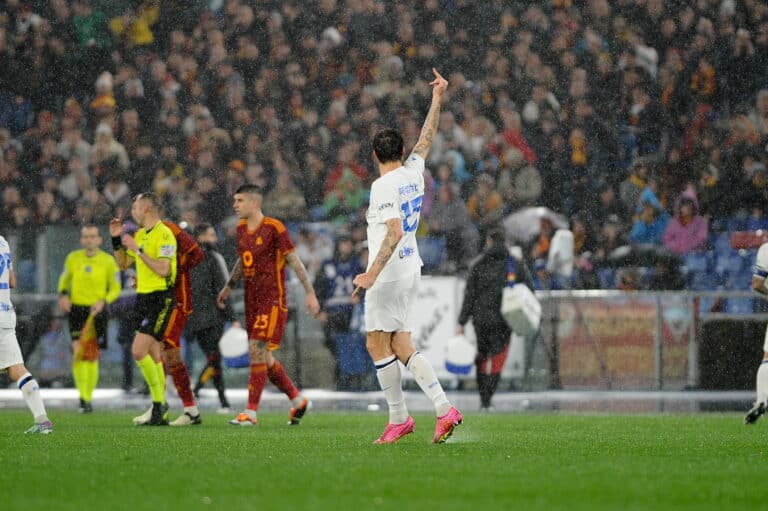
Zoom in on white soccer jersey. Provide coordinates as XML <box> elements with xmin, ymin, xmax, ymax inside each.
<box><xmin>366</xmin><ymin>153</ymin><xmax>425</xmax><ymax>283</ymax></box>
<box><xmin>0</xmin><ymin>236</ymin><xmax>16</xmax><ymax>328</ymax></box>
<box><xmin>754</xmin><ymin>243</ymin><xmax>768</xmax><ymax>280</ymax></box>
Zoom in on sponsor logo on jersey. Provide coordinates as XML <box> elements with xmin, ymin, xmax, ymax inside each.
<box><xmin>256</xmin><ymin>237</ymin><xmax>263</xmax><ymax>245</ymax></box>
<box><xmin>398</xmin><ymin>246</ymin><xmax>415</xmax><ymax>259</ymax></box>
<box><xmin>378</xmin><ymin>202</ymin><xmax>394</xmax><ymax>211</ymax></box>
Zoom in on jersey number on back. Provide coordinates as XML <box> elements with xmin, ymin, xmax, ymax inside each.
<box><xmin>401</xmin><ymin>196</ymin><xmax>423</xmax><ymax>233</ymax></box>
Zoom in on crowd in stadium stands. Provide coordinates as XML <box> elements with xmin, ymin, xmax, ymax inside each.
<box><xmin>1</xmin><ymin>0</ymin><xmax>767</xmax><ymax>293</ymax></box>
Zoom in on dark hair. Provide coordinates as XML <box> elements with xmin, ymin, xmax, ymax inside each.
<box><xmin>487</xmin><ymin>228</ymin><xmax>506</xmax><ymax>248</ymax></box>
<box><xmin>235</xmin><ymin>184</ymin><xmax>263</xmax><ymax>196</ymax></box>
<box><xmin>193</xmin><ymin>222</ymin><xmax>212</xmax><ymax>238</ymax></box>
<box><xmin>81</xmin><ymin>223</ymin><xmax>101</xmax><ymax>234</ymax></box>
<box><xmin>372</xmin><ymin>129</ymin><xmax>404</xmax><ymax>164</ymax></box>
<box><xmin>134</xmin><ymin>192</ymin><xmax>162</xmax><ymax>212</ymax></box>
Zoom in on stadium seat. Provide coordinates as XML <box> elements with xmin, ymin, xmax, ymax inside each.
<box><xmin>726</xmin><ymin>217</ymin><xmax>746</xmax><ymax>232</ymax></box>
<box><xmin>714</xmin><ymin>248</ymin><xmax>747</xmax><ymax>274</ymax></box>
<box><xmin>724</xmin><ymin>297</ymin><xmax>755</xmax><ymax>314</ymax></box>
<box><xmin>682</xmin><ymin>252</ymin><xmax>710</xmax><ymax>274</ymax></box>
<box><xmin>597</xmin><ymin>268</ymin><xmax>616</xmax><ymax>289</ymax></box>
<box><xmin>723</xmin><ymin>270</ymin><xmax>752</xmax><ymax>290</ymax></box>
<box><xmin>689</xmin><ymin>272</ymin><xmax>721</xmax><ymax>291</ymax></box>
<box><xmin>745</xmin><ymin>216</ymin><xmax>768</xmax><ymax>232</ymax></box>
<box><xmin>710</xmin><ymin>232</ymin><xmax>731</xmax><ymax>253</ymax></box>
<box><xmin>333</xmin><ymin>332</ymin><xmax>373</xmax><ymax>377</ymax></box>
<box><xmin>417</xmin><ymin>236</ymin><xmax>447</xmax><ymax>272</ymax></box>
<box><xmin>696</xmin><ymin>296</ymin><xmax>719</xmax><ymax>314</ymax></box>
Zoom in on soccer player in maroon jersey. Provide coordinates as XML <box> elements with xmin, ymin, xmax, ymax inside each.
<box><xmin>132</xmin><ymin>220</ymin><xmax>205</xmax><ymax>426</ymax></box>
<box><xmin>217</xmin><ymin>184</ymin><xmax>320</xmax><ymax>425</ymax></box>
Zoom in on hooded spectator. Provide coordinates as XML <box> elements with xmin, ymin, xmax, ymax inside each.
<box><xmin>630</xmin><ymin>187</ymin><xmax>669</xmax><ymax>245</ymax></box>
<box><xmin>662</xmin><ymin>187</ymin><xmax>708</xmax><ymax>255</ymax></box>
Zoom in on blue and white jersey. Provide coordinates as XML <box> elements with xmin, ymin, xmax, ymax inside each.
<box><xmin>0</xmin><ymin>236</ymin><xmax>16</xmax><ymax>328</ymax></box>
<box><xmin>321</xmin><ymin>258</ymin><xmax>362</xmax><ymax>310</ymax></box>
<box><xmin>754</xmin><ymin>243</ymin><xmax>768</xmax><ymax>279</ymax></box>
<box><xmin>366</xmin><ymin>153</ymin><xmax>425</xmax><ymax>283</ymax></box>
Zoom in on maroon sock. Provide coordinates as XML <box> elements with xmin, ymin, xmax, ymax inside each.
<box><xmin>169</xmin><ymin>362</ymin><xmax>196</xmax><ymax>408</ymax></box>
<box><xmin>247</xmin><ymin>363</ymin><xmax>268</xmax><ymax>411</ymax></box>
<box><xmin>267</xmin><ymin>360</ymin><xmax>300</xmax><ymax>401</ymax></box>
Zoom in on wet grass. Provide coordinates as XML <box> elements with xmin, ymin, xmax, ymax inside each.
<box><xmin>0</xmin><ymin>411</ymin><xmax>766</xmax><ymax>510</ymax></box>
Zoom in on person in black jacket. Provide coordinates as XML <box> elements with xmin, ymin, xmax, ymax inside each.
<box><xmin>186</xmin><ymin>223</ymin><xmax>235</xmax><ymax>412</ymax></box>
<box><xmin>458</xmin><ymin>228</ymin><xmax>534</xmax><ymax>410</ymax></box>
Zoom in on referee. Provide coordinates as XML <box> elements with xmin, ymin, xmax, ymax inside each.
<box><xmin>58</xmin><ymin>224</ymin><xmax>121</xmax><ymax>413</ymax></box>
<box><xmin>110</xmin><ymin>193</ymin><xmax>178</xmax><ymax>426</ymax></box>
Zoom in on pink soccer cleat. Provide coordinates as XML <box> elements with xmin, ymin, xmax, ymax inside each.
<box><xmin>433</xmin><ymin>407</ymin><xmax>462</xmax><ymax>444</ymax></box>
<box><xmin>374</xmin><ymin>416</ymin><xmax>415</xmax><ymax>444</ymax></box>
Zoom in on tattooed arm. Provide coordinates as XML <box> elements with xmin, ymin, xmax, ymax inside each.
<box><xmin>353</xmin><ymin>218</ymin><xmax>403</xmax><ymax>292</ymax></box>
<box><xmin>286</xmin><ymin>252</ymin><xmax>314</xmax><ymax>295</ymax></box>
<box><xmin>410</xmin><ymin>68</ymin><xmax>449</xmax><ymax>161</ymax></box>
<box><xmin>286</xmin><ymin>252</ymin><xmax>321</xmax><ymax>316</ymax></box>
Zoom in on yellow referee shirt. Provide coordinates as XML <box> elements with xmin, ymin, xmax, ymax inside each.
<box><xmin>57</xmin><ymin>249</ymin><xmax>122</xmax><ymax>306</ymax></box>
<box><xmin>126</xmin><ymin>221</ymin><xmax>177</xmax><ymax>293</ymax></box>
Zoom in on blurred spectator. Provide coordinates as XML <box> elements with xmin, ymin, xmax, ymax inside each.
<box><xmin>630</xmin><ymin>187</ymin><xmax>669</xmax><ymax>245</ymax></box>
<box><xmin>428</xmin><ymin>184</ymin><xmax>479</xmax><ymax>270</ymax></box>
<box><xmin>262</xmin><ymin>171</ymin><xmax>308</xmax><ymax>222</ymax></box>
<box><xmin>466</xmin><ymin>173</ymin><xmax>503</xmax><ymax>240</ymax></box>
<box><xmin>620</xmin><ymin>159</ymin><xmax>650</xmax><ymax>212</ymax></box>
<box><xmin>323</xmin><ymin>167</ymin><xmax>366</xmax><ymax>223</ymax></box>
<box><xmin>90</xmin><ymin>123</ymin><xmax>129</xmax><ymax>175</ymax></box>
<box><xmin>662</xmin><ymin>187</ymin><xmax>708</xmax><ymax>255</ymax></box>
<box><xmin>617</xmin><ymin>269</ymin><xmax>640</xmax><ymax>291</ymax></box>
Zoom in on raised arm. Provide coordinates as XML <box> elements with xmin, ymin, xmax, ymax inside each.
<box><xmin>109</xmin><ymin>217</ymin><xmax>133</xmax><ymax>271</ymax></box>
<box><xmin>410</xmin><ymin>68</ymin><xmax>449</xmax><ymax>161</ymax></box>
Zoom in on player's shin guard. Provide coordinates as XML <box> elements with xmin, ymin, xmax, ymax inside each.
<box><xmin>247</xmin><ymin>363</ymin><xmax>268</xmax><ymax>411</ymax></box>
<box><xmin>267</xmin><ymin>360</ymin><xmax>300</xmax><ymax>400</ymax></box>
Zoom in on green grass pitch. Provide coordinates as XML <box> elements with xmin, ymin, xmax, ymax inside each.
<box><xmin>1</xmin><ymin>411</ymin><xmax>766</xmax><ymax>511</ymax></box>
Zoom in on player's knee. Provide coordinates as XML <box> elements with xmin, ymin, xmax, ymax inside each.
<box><xmin>7</xmin><ymin>364</ymin><xmax>28</xmax><ymax>382</ymax></box>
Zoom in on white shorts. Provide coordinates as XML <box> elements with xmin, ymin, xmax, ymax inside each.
<box><xmin>0</xmin><ymin>327</ymin><xmax>24</xmax><ymax>370</ymax></box>
<box><xmin>364</xmin><ymin>272</ymin><xmax>420</xmax><ymax>333</ymax></box>
<box><xmin>763</xmin><ymin>325</ymin><xmax>768</xmax><ymax>352</ymax></box>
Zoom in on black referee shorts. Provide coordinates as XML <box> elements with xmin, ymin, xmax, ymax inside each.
<box><xmin>133</xmin><ymin>290</ymin><xmax>176</xmax><ymax>342</ymax></box>
<box><xmin>68</xmin><ymin>304</ymin><xmax>108</xmax><ymax>346</ymax></box>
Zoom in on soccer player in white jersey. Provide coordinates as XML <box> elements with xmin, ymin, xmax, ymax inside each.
<box><xmin>746</xmin><ymin>242</ymin><xmax>768</xmax><ymax>423</ymax></box>
<box><xmin>0</xmin><ymin>235</ymin><xmax>53</xmax><ymax>434</ymax></box>
<box><xmin>353</xmin><ymin>68</ymin><xmax>462</xmax><ymax>444</ymax></box>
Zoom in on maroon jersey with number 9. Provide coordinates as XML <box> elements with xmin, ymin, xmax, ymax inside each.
<box><xmin>236</xmin><ymin>217</ymin><xmax>295</xmax><ymax>344</ymax></box>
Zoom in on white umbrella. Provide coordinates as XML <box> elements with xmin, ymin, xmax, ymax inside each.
<box><xmin>503</xmin><ymin>207</ymin><xmax>569</xmax><ymax>243</ymax></box>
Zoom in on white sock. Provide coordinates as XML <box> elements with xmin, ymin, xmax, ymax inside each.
<box><xmin>757</xmin><ymin>361</ymin><xmax>768</xmax><ymax>404</ymax></box>
<box><xmin>406</xmin><ymin>352</ymin><xmax>451</xmax><ymax>417</ymax></box>
<box><xmin>375</xmin><ymin>355</ymin><xmax>408</xmax><ymax>424</ymax></box>
<box><xmin>184</xmin><ymin>405</ymin><xmax>200</xmax><ymax>417</ymax></box>
<box><xmin>18</xmin><ymin>373</ymin><xmax>48</xmax><ymax>423</ymax></box>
